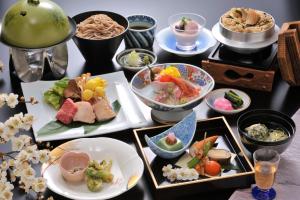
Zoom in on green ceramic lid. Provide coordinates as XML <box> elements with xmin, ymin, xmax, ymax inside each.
<box><xmin>1</xmin><ymin>0</ymin><xmax>70</xmax><ymax>48</ymax></box>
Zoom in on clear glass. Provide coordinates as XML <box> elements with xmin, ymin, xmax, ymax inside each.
<box><xmin>252</xmin><ymin>148</ymin><xmax>280</xmax><ymax>200</ymax></box>
<box><xmin>168</xmin><ymin>13</ymin><xmax>206</xmax><ymax>51</ymax></box>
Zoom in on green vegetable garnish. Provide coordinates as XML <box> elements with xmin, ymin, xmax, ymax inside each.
<box><xmin>43</xmin><ymin>90</ymin><xmax>61</xmax><ymax>110</ymax></box>
<box><xmin>143</xmin><ymin>55</ymin><xmax>150</xmax><ymax>65</ymax></box>
<box><xmin>87</xmin><ymin>177</ymin><xmax>102</xmax><ymax>192</ymax></box>
<box><xmin>43</xmin><ymin>77</ymin><xmax>69</xmax><ymax>109</ymax></box>
<box><xmin>85</xmin><ymin>160</ymin><xmax>114</xmax><ymax>192</ymax></box>
<box><xmin>187</xmin><ymin>157</ymin><xmax>200</xmax><ymax>168</ymax></box>
<box><xmin>203</xmin><ymin>141</ymin><xmax>212</xmax><ymax>156</ymax></box>
<box><xmin>224</xmin><ymin>90</ymin><xmax>243</xmax><ymax>109</ymax></box>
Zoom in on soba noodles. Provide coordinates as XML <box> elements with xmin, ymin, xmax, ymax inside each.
<box><xmin>76</xmin><ymin>14</ymin><xmax>125</xmax><ymax>40</ymax></box>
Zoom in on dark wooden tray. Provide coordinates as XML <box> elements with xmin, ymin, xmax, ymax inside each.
<box><xmin>133</xmin><ymin>117</ymin><xmax>254</xmax><ymax>199</ymax></box>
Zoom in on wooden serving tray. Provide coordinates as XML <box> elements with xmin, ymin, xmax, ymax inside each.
<box><xmin>133</xmin><ymin>117</ymin><xmax>254</xmax><ymax>199</ymax></box>
<box><xmin>202</xmin><ymin>60</ymin><xmax>275</xmax><ymax>92</ymax></box>
<box><xmin>278</xmin><ymin>21</ymin><xmax>300</xmax><ymax>85</ymax></box>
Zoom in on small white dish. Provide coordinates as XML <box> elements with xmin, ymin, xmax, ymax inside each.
<box><xmin>212</xmin><ymin>23</ymin><xmax>279</xmax><ymax>54</ymax></box>
<box><xmin>42</xmin><ymin>137</ymin><xmax>144</xmax><ymax>200</ymax></box>
<box><xmin>155</xmin><ymin>27</ymin><xmax>216</xmax><ymax>57</ymax></box>
<box><xmin>205</xmin><ymin>88</ymin><xmax>251</xmax><ymax>115</ymax></box>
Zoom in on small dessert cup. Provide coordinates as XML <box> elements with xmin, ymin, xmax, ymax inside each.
<box><xmin>169</xmin><ymin>13</ymin><xmax>206</xmax><ymax>51</ymax></box>
<box><xmin>59</xmin><ymin>151</ymin><xmax>90</xmax><ymax>183</ymax></box>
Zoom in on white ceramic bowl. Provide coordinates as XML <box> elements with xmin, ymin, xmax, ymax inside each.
<box><xmin>130</xmin><ymin>63</ymin><xmax>215</xmax><ymax>122</ymax></box>
<box><xmin>205</xmin><ymin>88</ymin><xmax>251</xmax><ymax>115</ymax></box>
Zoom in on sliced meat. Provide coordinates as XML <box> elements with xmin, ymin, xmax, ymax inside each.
<box><xmin>93</xmin><ymin>98</ymin><xmax>116</xmax><ymax>122</ymax></box>
<box><xmin>63</xmin><ymin>79</ymin><xmax>81</xmax><ymax>99</ymax></box>
<box><xmin>73</xmin><ymin>101</ymin><xmax>96</xmax><ymax>124</ymax></box>
<box><xmin>56</xmin><ymin>98</ymin><xmax>78</xmax><ymax>124</ymax></box>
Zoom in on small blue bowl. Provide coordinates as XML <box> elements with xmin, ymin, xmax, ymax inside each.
<box><xmin>145</xmin><ymin>111</ymin><xmax>196</xmax><ymax>159</ymax></box>
<box><xmin>125</xmin><ymin>14</ymin><xmax>157</xmax><ymax>50</ymax></box>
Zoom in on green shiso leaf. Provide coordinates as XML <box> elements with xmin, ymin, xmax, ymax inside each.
<box><xmin>37</xmin><ymin>120</ymin><xmax>81</xmax><ymax>136</ymax></box>
<box><xmin>221</xmin><ymin>164</ymin><xmax>240</xmax><ymax>172</ymax></box>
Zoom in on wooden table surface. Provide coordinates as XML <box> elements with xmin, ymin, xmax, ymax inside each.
<box><xmin>0</xmin><ymin>0</ymin><xmax>299</xmax><ymax>199</ymax></box>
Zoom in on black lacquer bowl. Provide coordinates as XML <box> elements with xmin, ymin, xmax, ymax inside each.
<box><xmin>237</xmin><ymin>109</ymin><xmax>296</xmax><ymax>154</ymax></box>
<box><xmin>72</xmin><ymin>11</ymin><xmax>128</xmax><ymax>63</ymax></box>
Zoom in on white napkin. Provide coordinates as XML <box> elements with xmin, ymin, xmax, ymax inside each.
<box><xmin>229</xmin><ymin>109</ymin><xmax>300</xmax><ymax>200</ymax></box>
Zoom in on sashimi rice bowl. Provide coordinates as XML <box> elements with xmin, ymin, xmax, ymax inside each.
<box><xmin>130</xmin><ymin>63</ymin><xmax>214</xmax><ymax>120</ymax></box>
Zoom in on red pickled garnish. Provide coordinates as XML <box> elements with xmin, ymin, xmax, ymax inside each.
<box><xmin>165</xmin><ymin>132</ymin><xmax>177</xmax><ymax>145</ymax></box>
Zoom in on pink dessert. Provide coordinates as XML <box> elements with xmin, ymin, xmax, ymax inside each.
<box><xmin>172</xmin><ymin>17</ymin><xmax>200</xmax><ymax>50</ymax></box>
<box><xmin>213</xmin><ymin>97</ymin><xmax>233</xmax><ymax>111</ymax></box>
<box><xmin>56</xmin><ymin>98</ymin><xmax>78</xmax><ymax>124</ymax></box>
<box><xmin>59</xmin><ymin>151</ymin><xmax>90</xmax><ymax>183</ymax></box>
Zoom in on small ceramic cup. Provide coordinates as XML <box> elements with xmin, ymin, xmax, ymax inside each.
<box><xmin>125</xmin><ymin>14</ymin><xmax>157</xmax><ymax>50</ymax></box>
<box><xmin>59</xmin><ymin>151</ymin><xmax>90</xmax><ymax>183</ymax></box>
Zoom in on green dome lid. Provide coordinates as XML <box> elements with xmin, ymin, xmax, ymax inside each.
<box><xmin>1</xmin><ymin>0</ymin><xmax>71</xmax><ymax>48</ymax></box>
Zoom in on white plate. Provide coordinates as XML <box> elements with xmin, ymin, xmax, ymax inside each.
<box><xmin>205</xmin><ymin>88</ymin><xmax>251</xmax><ymax>115</ymax></box>
<box><xmin>42</xmin><ymin>137</ymin><xmax>144</xmax><ymax>200</ymax></box>
<box><xmin>21</xmin><ymin>71</ymin><xmax>151</xmax><ymax>142</ymax></box>
<box><xmin>155</xmin><ymin>27</ymin><xmax>217</xmax><ymax>57</ymax></box>
<box><xmin>212</xmin><ymin>23</ymin><xmax>279</xmax><ymax>52</ymax></box>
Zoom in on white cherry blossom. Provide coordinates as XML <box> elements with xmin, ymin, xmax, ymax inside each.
<box><xmin>11</xmin><ymin>136</ymin><xmax>25</xmax><ymax>151</ymax></box>
<box><xmin>5</xmin><ymin>93</ymin><xmax>18</xmax><ymax>108</ymax></box>
<box><xmin>32</xmin><ymin>177</ymin><xmax>47</xmax><ymax>193</ymax></box>
<box><xmin>0</xmin><ymin>93</ymin><xmax>7</xmax><ymax>108</ymax></box>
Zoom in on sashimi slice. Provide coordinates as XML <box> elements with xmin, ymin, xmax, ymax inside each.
<box><xmin>56</xmin><ymin>98</ymin><xmax>78</xmax><ymax>124</ymax></box>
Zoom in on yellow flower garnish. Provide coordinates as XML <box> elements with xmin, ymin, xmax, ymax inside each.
<box><xmin>159</xmin><ymin>66</ymin><xmax>181</xmax><ymax>78</ymax></box>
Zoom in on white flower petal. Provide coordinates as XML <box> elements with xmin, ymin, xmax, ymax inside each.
<box><xmin>5</xmin><ymin>93</ymin><xmax>18</xmax><ymax>108</ymax></box>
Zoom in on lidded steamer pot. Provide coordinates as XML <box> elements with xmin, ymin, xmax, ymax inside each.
<box><xmin>0</xmin><ymin>0</ymin><xmax>76</xmax><ymax>82</ymax></box>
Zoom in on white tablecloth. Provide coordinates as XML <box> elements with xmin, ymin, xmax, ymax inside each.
<box><xmin>229</xmin><ymin>109</ymin><xmax>300</xmax><ymax>200</ymax></box>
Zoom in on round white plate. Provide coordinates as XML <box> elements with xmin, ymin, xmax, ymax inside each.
<box><xmin>212</xmin><ymin>23</ymin><xmax>279</xmax><ymax>52</ymax></box>
<box><xmin>205</xmin><ymin>88</ymin><xmax>251</xmax><ymax>115</ymax></box>
<box><xmin>42</xmin><ymin>137</ymin><xmax>144</xmax><ymax>200</ymax></box>
<box><xmin>155</xmin><ymin>27</ymin><xmax>217</xmax><ymax>57</ymax></box>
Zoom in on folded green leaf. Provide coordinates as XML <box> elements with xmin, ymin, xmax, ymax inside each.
<box><xmin>221</xmin><ymin>164</ymin><xmax>240</xmax><ymax>171</ymax></box>
<box><xmin>37</xmin><ymin>120</ymin><xmax>81</xmax><ymax>136</ymax></box>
